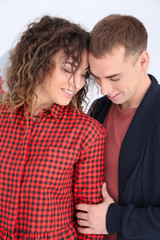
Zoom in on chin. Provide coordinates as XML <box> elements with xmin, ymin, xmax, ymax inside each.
<box><xmin>58</xmin><ymin>101</ymin><xmax>71</xmax><ymax>106</ymax></box>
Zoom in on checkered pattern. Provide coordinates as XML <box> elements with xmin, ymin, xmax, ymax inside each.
<box><xmin>0</xmin><ymin>103</ymin><xmax>106</xmax><ymax>239</ymax></box>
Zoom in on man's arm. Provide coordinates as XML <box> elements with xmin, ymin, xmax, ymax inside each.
<box><xmin>76</xmin><ymin>184</ymin><xmax>160</xmax><ymax>239</ymax></box>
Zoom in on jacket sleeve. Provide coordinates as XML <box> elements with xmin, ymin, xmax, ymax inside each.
<box><xmin>73</xmin><ymin>122</ymin><xmax>106</xmax><ymax>239</ymax></box>
<box><xmin>87</xmin><ymin>100</ymin><xmax>96</xmax><ymax>116</ymax></box>
<box><xmin>106</xmin><ymin>113</ymin><xmax>160</xmax><ymax>239</ymax></box>
<box><xmin>107</xmin><ymin>203</ymin><xmax>160</xmax><ymax>239</ymax></box>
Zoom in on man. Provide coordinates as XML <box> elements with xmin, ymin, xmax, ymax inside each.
<box><xmin>76</xmin><ymin>14</ymin><xmax>160</xmax><ymax>239</ymax></box>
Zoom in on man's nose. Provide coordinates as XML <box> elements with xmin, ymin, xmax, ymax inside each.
<box><xmin>100</xmin><ymin>80</ymin><xmax>113</xmax><ymax>96</ymax></box>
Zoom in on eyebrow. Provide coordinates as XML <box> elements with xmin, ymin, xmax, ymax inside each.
<box><xmin>90</xmin><ymin>71</ymin><xmax>122</xmax><ymax>79</ymax></box>
<box><xmin>105</xmin><ymin>73</ymin><xmax>122</xmax><ymax>79</ymax></box>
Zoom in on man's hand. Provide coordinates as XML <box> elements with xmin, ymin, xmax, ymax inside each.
<box><xmin>76</xmin><ymin>183</ymin><xmax>114</xmax><ymax>234</ymax></box>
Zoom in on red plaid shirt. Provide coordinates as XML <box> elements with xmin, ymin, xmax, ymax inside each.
<box><xmin>0</xmin><ymin>103</ymin><xmax>106</xmax><ymax>239</ymax></box>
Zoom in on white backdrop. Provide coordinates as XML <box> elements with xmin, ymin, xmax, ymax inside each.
<box><xmin>0</xmin><ymin>0</ymin><xmax>160</xmax><ymax>107</ymax></box>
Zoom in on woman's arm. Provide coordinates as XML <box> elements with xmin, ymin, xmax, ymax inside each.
<box><xmin>73</xmin><ymin>122</ymin><xmax>106</xmax><ymax>239</ymax></box>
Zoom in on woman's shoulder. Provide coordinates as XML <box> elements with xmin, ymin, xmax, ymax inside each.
<box><xmin>74</xmin><ymin>110</ymin><xmax>106</xmax><ymax>135</ymax></box>
<box><xmin>0</xmin><ymin>104</ymin><xmax>11</xmax><ymax>120</ymax></box>
<box><xmin>0</xmin><ymin>103</ymin><xmax>8</xmax><ymax>113</ymax></box>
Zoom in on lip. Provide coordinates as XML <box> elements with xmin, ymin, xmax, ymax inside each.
<box><xmin>107</xmin><ymin>92</ymin><xmax>121</xmax><ymax>100</ymax></box>
<box><xmin>61</xmin><ymin>88</ymin><xmax>75</xmax><ymax>98</ymax></box>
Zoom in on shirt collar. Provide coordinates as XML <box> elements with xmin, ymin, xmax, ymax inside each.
<box><xmin>50</xmin><ymin>104</ymin><xmax>70</xmax><ymax>119</ymax></box>
<box><xmin>16</xmin><ymin>103</ymin><xmax>71</xmax><ymax>120</ymax></box>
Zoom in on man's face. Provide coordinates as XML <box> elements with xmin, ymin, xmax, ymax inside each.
<box><xmin>89</xmin><ymin>46</ymin><xmax>148</xmax><ymax>109</ymax></box>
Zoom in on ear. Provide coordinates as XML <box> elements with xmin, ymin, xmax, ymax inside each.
<box><xmin>139</xmin><ymin>51</ymin><xmax>149</xmax><ymax>71</ymax></box>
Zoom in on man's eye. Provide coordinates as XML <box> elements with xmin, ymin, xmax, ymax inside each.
<box><xmin>110</xmin><ymin>78</ymin><xmax>119</xmax><ymax>81</ymax></box>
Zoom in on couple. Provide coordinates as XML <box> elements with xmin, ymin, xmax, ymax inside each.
<box><xmin>0</xmin><ymin>13</ymin><xmax>160</xmax><ymax>240</ymax></box>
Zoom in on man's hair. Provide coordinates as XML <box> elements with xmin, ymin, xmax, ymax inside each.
<box><xmin>4</xmin><ymin>15</ymin><xmax>89</xmax><ymax>114</ymax></box>
<box><xmin>90</xmin><ymin>14</ymin><xmax>148</xmax><ymax>58</ymax></box>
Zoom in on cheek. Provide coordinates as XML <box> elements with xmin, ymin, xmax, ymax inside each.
<box><xmin>75</xmin><ymin>80</ymin><xmax>86</xmax><ymax>94</ymax></box>
<box><xmin>79</xmin><ymin>79</ymin><xmax>86</xmax><ymax>89</ymax></box>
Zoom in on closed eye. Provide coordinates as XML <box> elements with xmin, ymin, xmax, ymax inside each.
<box><xmin>64</xmin><ymin>68</ymin><xmax>72</xmax><ymax>74</ymax></box>
<box><xmin>82</xmin><ymin>71</ymin><xmax>90</xmax><ymax>79</ymax></box>
<box><xmin>109</xmin><ymin>78</ymin><xmax>119</xmax><ymax>81</ymax></box>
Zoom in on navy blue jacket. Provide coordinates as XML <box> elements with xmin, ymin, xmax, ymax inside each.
<box><xmin>89</xmin><ymin>75</ymin><xmax>160</xmax><ymax>240</ymax></box>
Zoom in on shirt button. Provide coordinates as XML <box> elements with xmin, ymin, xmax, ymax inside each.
<box><xmin>35</xmin><ymin>117</ymin><xmax>39</xmax><ymax>122</ymax></box>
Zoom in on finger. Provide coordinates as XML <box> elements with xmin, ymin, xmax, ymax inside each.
<box><xmin>76</xmin><ymin>203</ymin><xmax>89</xmax><ymax>212</ymax></box>
<box><xmin>77</xmin><ymin>227</ymin><xmax>94</xmax><ymax>234</ymax></box>
<box><xmin>102</xmin><ymin>182</ymin><xmax>109</xmax><ymax>200</ymax></box>
<box><xmin>77</xmin><ymin>219</ymin><xmax>89</xmax><ymax>227</ymax></box>
<box><xmin>76</xmin><ymin>211</ymin><xmax>88</xmax><ymax>220</ymax></box>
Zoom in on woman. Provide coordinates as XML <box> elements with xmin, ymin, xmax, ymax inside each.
<box><xmin>0</xmin><ymin>16</ymin><xmax>105</xmax><ymax>239</ymax></box>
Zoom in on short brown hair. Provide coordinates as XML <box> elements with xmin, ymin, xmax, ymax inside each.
<box><xmin>4</xmin><ymin>15</ymin><xmax>89</xmax><ymax>114</ymax></box>
<box><xmin>90</xmin><ymin>14</ymin><xmax>148</xmax><ymax>58</ymax></box>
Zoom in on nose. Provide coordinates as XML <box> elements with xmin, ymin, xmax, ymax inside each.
<box><xmin>68</xmin><ymin>76</ymin><xmax>76</xmax><ymax>90</ymax></box>
<box><xmin>99</xmin><ymin>79</ymin><xmax>113</xmax><ymax>96</ymax></box>
<box><xmin>69</xmin><ymin>74</ymin><xmax>85</xmax><ymax>91</ymax></box>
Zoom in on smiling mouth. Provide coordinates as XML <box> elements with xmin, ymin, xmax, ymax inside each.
<box><xmin>108</xmin><ymin>92</ymin><xmax>120</xmax><ymax>98</ymax></box>
<box><xmin>62</xmin><ymin>88</ymin><xmax>76</xmax><ymax>96</ymax></box>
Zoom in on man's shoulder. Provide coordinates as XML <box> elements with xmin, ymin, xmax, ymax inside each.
<box><xmin>88</xmin><ymin>96</ymin><xmax>108</xmax><ymax>113</ymax></box>
<box><xmin>93</xmin><ymin>95</ymin><xmax>109</xmax><ymax>107</ymax></box>
<box><xmin>88</xmin><ymin>96</ymin><xmax>111</xmax><ymax>123</ymax></box>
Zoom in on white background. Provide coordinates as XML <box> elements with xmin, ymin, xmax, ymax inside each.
<box><xmin>0</xmin><ymin>0</ymin><xmax>160</xmax><ymax>106</ymax></box>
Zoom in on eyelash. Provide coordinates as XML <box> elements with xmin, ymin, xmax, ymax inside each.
<box><xmin>64</xmin><ymin>69</ymin><xmax>72</xmax><ymax>74</ymax></box>
<box><xmin>64</xmin><ymin>68</ymin><xmax>89</xmax><ymax>79</ymax></box>
<box><xmin>110</xmin><ymin>78</ymin><xmax>119</xmax><ymax>81</ymax></box>
<box><xmin>82</xmin><ymin>71</ymin><xmax>90</xmax><ymax>79</ymax></box>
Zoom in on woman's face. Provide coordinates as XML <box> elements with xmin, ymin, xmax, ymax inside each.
<box><xmin>36</xmin><ymin>49</ymin><xmax>89</xmax><ymax>108</ymax></box>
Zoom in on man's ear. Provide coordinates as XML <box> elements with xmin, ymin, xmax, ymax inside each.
<box><xmin>139</xmin><ymin>51</ymin><xmax>149</xmax><ymax>71</ymax></box>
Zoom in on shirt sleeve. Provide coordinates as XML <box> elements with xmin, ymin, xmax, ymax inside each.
<box><xmin>73</xmin><ymin>124</ymin><xmax>106</xmax><ymax>239</ymax></box>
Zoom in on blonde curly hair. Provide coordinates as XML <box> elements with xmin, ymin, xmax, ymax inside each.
<box><xmin>4</xmin><ymin>15</ymin><xmax>90</xmax><ymax>114</ymax></box>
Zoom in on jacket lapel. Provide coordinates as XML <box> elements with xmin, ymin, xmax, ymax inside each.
<box><xmin>118</xmin><ymin>75</ymin><xmax>160</xmax><ymax>202</ymax></box>
<box><xmin>90</xmin><ymin>96</ymin><xmax>112</xmax><ymax>124</ymax></box>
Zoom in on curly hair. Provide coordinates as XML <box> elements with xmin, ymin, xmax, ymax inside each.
<box><xmin>4</xmin><ymin>15</ymin><xmax>90</xmax><ymax>114</ymax></box>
